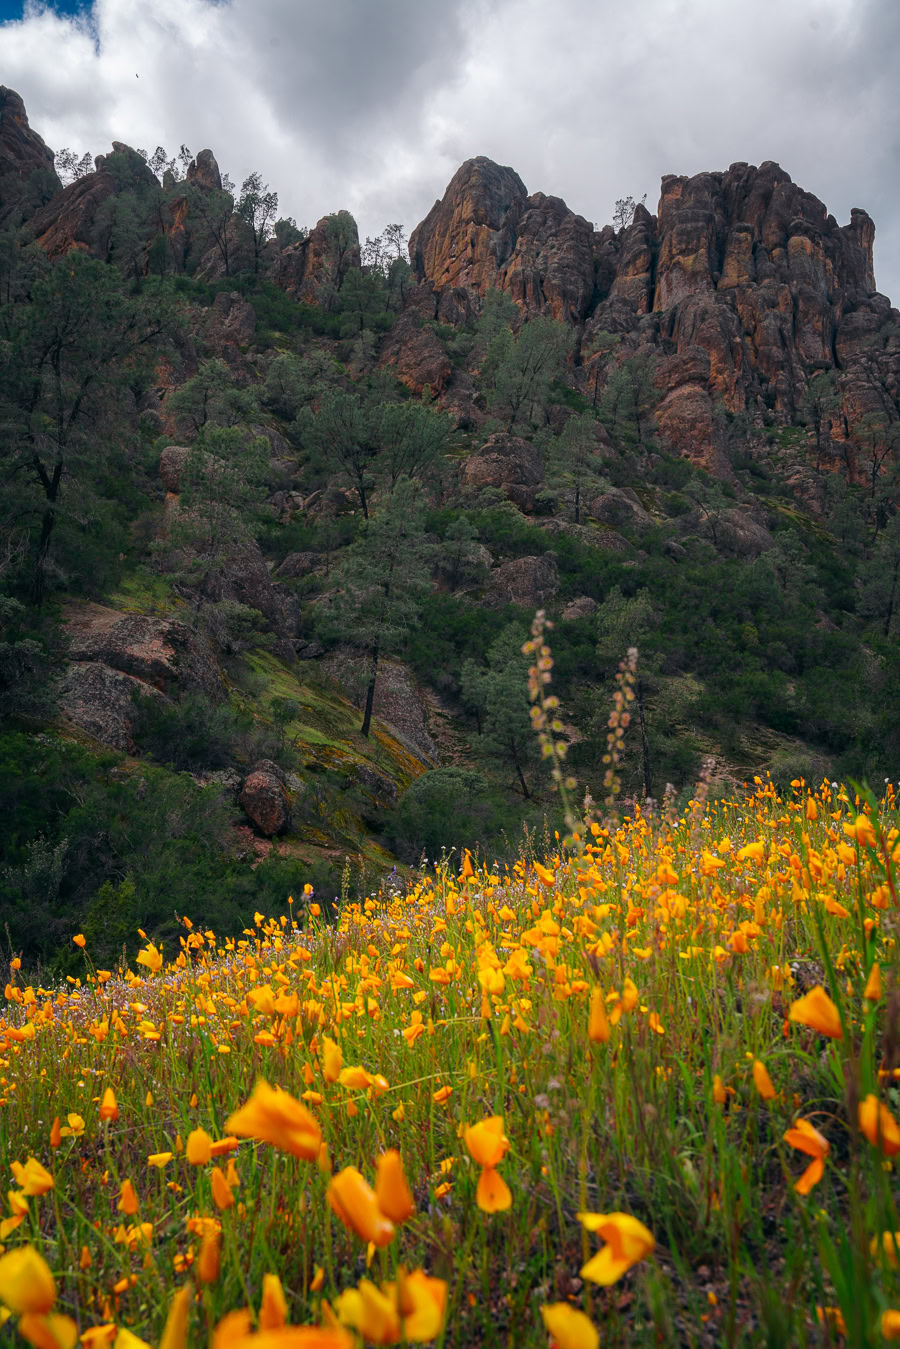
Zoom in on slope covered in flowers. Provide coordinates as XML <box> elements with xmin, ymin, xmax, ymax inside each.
<box><xmin>1</xmin><ymin>778</ymin><xmax>900</xmax><ymax>1346</ymax></box>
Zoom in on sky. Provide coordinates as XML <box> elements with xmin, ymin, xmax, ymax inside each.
<box><xmin>2</xmin><ymin>0</ymin><xmax>900</xmax><ymax>304</ymax></box>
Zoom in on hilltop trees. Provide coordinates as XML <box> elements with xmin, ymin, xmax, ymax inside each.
<box><xmin>0</xmin><ymin>254</ymin><xmax>172</xmax><ymax>604</ymax></box>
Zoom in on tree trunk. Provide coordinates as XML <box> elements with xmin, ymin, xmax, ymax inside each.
<box><xmin>512</xmin><ymin>744</ymin><xmax>530</xmax><ymax>800</ymax></box>
<box><xmin>360</xmin><ymin>639</ymin><xmax>380</xmax><ymax>738</ymax></box>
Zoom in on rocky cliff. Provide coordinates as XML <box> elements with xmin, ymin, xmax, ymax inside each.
<box><xmin>0</xmin><ymin>85</ymin><xmax>60</xmax><ymax>226</ymax></box>
<box><xmin>410</xmin><ymin>157</ymin><xmax>899</xmax><ymax>472</ymax></box>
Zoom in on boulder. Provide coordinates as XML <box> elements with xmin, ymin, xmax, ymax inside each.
<box><xmin>203</xmin><ymin>291</ymin><xmax>256</xmax><ymax>354</ymax></box>
<box><xmin>488</xmin><ymin>554</ymin><xmax>559</xmax><ymax>608</ymax></box>
<box><xmin>274</xmin><ymin>552</ymin><xmax>319</xmax><ymax>579</ymax></box>
<box><xmin>28</xmin><ymin>142</ymin><xmax>157</xmax><ymax>259</ymax></box>
<box><xmin>64</xmin><ymin>604</ymin><xmax>224</xmax><ymax>702</ymax></box>
<box><xmin>272</xmin><ymin>211</ymin><xmax>361</xmax><ymax>304</ymax></box>
<box><xmin>588</xmin><ymin>487</ymin><xmax>653</xmax><ymax>531</ymax></box>
<box><xmin>186</xmin><ymin>149</ymin><xmax>222</xmax><ymax>192</ymax></box>
<box><xmin>240</xmin><ymin>761</ymin><xmax>291</xmax><ymax>837</ymax></box>
<box><xmin>322</xmin><ymin>653</ymin><xmax>435</xmax><ymax>762</ymax></box>
<box><xmin>461</xmin><ymin>433</ymin><xmax>544</xmax><ymax>494</ymax></box>
<box><xmin>561</xmin><ymin>595</ymin><xmax>598</xmax><ymax>622</ymax></box>
<box><xmin>60</xmin><ymin>661</ymin><xmax>167</xmax><ymax>752</ymax></box>
<box><xmin>159</xmin><ymin>445</ymin><xmax>191</xmax><ymax>494</ymax></box>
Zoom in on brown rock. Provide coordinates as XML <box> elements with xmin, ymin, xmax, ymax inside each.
<box><xmin>275</xmin><ymin>552</ymin><xmax>319</xmax><ymax>579</ymax></box>
<box><xmin>60</xmin><ymin>661</ymin><xmax>168</xmax><ymax>751</ymax></box>
<box><xmin>461</xmin><ymin>433</ymin><xmax>544</xmax><ymax>494</ymax></box>
<box><xmin>588</xmin><ymin>487</ymin><xmax>652</xmax><ymax>531</ymax></box>
<box><xmin>488</xmin><ymin>554</ymin><xmax>559</xmax><ymax>608</ymax></box>
<box><xmin>273</xmin><ymin>211</ymin><xmax>361</xmax><ymax>305</ymax></box>
<box><xmin>410</xmin><ymin>157</ymin><xmax>528</xmax><ymax>294</ymax></box>
<box><xmin>186</xmin><ymin>149</ymin><xmax>222</xmax><ymax>192</ymax></box>
<box><xmin>0</xmin><ymin>86</ymin><xmax>60</xmax><ymax>226</ymax></box>
<box><xmin>27</xmin><ymin>143</ymin><xmax>157</xmax><ymax>259</ymax></box>
<box><xmin>159</xmin><ymin>446</ymin><xmax>191</xmax><ymax>494</ymax></box>
<box><xmin>561</xmin><ymin>595</ymin><xmax>598</xmax><ymax>621</ymax></box>
<box><xmin>64</xmin><ymin>603</ymin><xmax>224</xmax><ymax>702</ymax></box>
<box><xmin>240</xmin><ymin>762</ymin><xmax>291</xmax><ymax>837</ymax></box>
<box><xmin>411</xmin><ymin>155</ymin><xmax>898</xmax><ymax>481</ymax></box>
<box><xmin>379</xmin><ymin>289</ymin><xmax>452</xmax><ymax>394</ymax></box>
<box><xmin>203</xmin><ymin>291</ymin><xmax>257</xmax><ymax>354</ymax></box>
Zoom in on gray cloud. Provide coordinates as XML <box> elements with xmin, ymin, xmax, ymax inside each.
<box><xmin>3</xmin><ymin>0</ymin><xmax>900</xmax><ymax>301</ymax></box>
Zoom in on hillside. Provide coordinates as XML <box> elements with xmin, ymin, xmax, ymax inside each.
<box><xmin>2</xmin><ymin>87</ymin><xmax>900</xmax><ymax>965</ymax></box>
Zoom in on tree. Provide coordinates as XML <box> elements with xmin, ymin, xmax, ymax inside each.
<box><xmin>612</xmin><ymin>194</ymin><xmax>647</xmax><ymax>231</ymax></box>
<box><xmin>55</xmin><ymin>148</ymin><xmax>94</xmax><ymax>186</ymax></box>
<box><xmin>273</xmin><ymin>217</ymin><xmax>306</xmax><ymax>249</ymax></box>
<box><xmin>598</xmin><ymin>353</ymin><xmax>659</xmax><ymax>450</ymax></box>
<box><xmin>263</xmin><ymin>351</ymin><xmax>339</xmax><ymax>421</ymax></box>
<box><xmin>0</xmin><ymin>255</ymin><xmax>171</xmax><ymax>604</ymax></box>
<box><xmin>236</xmin><ymin>172</ymin><xmax>279</xmax><ymax>274</ymax></box>
<box><xmin>547</xmin><ymin>411</ymin><xmax>606</xmax><ymax>524</ymax></box>
<box><xmin>167</xmin><ymin>359</ymin><xmax>259</xmax><ymax>436</ymax></box>
<box><xmin>860</xmin><ymin>513</ymin><xmax>900</xmax><ymax>638</ymax></box>
<box><xmin>162</xmin><ymin>426</ymin><xmax>268</xmax><ymax>609</ymax></box>
<box><xmin>297</xmin><ymin>387</ymin><xmax>374</xmax><ymax>517</ymax></box>
<box><xmin>483</xmin><ymin>315</ymin><xmax>572</xmax><ymax>432</ymax></box>
<box><xmin>328</xmin><ymin>482</ymin><xmax>433</xmax><ymax>738</ymax></box>
<box><xmin>462</xmin><ymin>625</ymin><xmax>540</xmax><ymax>799</ymax></box>
<box><xmin>186</xmin><ymin>180</ymin><xmax>237</xmax><ymax>276</ymax></box>
<box><xmin>371</xmin><ymin>394</ymin><xmax>454</xmax><ymax>492</ymax></box>
<box><xmin>437</xmin><ymin>517</ymin><xmax>490</xmax><ymax>592</ymax></box>
<box><xmin>801</xmin><ymin>371</ymin><xmax>840</xmax><ymax>473</ymax></box>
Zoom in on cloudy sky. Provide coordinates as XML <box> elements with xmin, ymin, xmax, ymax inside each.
<box><xmin>2</xmin><ymin>0</ymin><xmax>899</xmax><ymax>302</ymax></box>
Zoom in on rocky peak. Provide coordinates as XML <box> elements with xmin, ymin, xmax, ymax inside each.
<box><xmin>0</xmin><ymin>86</ymin><xmax>60</xmax><ymax>225</ymax></box>
<box><xmin>186</xmin><ymin>149</ymin><xmax>223</xmax><ymax>193</ymax></box>
<box><xmin>409</xmin><ymin>157</ymin><xmax>528</xmax><ymax>292</ymax></box>
<box><xmin>411</xmin><ymin>155</ymin><xmax>897</xmax><ymax>473</ymax></box>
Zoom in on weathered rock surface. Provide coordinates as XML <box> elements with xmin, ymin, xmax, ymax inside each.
<box><xmin>274</xmin><ymin>552</ymin><xmax>319</xmax><ymax>579</ymax></box>
<box><xmin>410</xmin><ymin>157</ymin><xmax>594</xmax><ymax>323</ymax></box>
<box><xmin>488</xmin><ymin>554</ymin><xmax>559</xmax><ymax>608</ymax></box>
<box><xmin>273</xmin><ymin>211</ymin><xmax>361</xmax><ymax>304</ymax></box>
<box><xmin>461</xmin><ymin>433</ymin><xmax>544</xmax><ymax>496</ymax></box>
<box><xmin>412</xmin><ymin>156</ymin><xmax>899</xmax><ymax>477</ymax></box>
<box><xmin>0</xmin><ymin>86</ymin><xmax>60</xmax><ymax>225</ymax></box>
<box><xmin>322</xmin><ymin>652</ymin><xmax>435</xmax><ymax>762</ymax></box>
<box><xmin>588</xmin><ymin>487</ymin><xmax>653</xmax><ymax>531</ymax></box>
<box><xmin>60</xmin><ymin>661</ymin><xmax>167</xmax><ymax>752</ymax></box>
<box><xmin>186</xmin><ymin>149</ymin><xmax>222</xmax><ymax>193</ymax></box>
<box><xmin>28</xmin><ymin>143</ymin><xmax>157</xmax><ymax>259</ymax></box>
<box><xmin>561</xmin><ymin>595</ymin><xmax>598</xmax><ymax>622</ymax></box>
<box><xmin>378</xmin><ymin>287</ymin><xmax>452</xmax><ymax>394</ymax></box>
<box><xmin>240</xmin><ymin>760</ymin><xmax>291</xmax><ymax>836</ymax></box>
<box><xmin>65</xmin><ymin>603</ymin><xmax>224</xmax><ymax>701</ymax></box>
<box><xmin>202</xmin><ymin>291</ymin><xmax>256</xmax><ymax>355</ymax></box>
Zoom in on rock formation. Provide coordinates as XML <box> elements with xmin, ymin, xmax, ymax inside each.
<box><xmin>0</xmin><ymin>86</ymin><xmax>60</xmax><ymax>226</ymax></box>
<box><xmin>240</xmin><ymin>760</ymin><xmax>291</xmax><ymax>836</ymax></box>
<box><xmin>411</xmin><ymin>157</ymin><xmax>900</xmax><ymax>473</ymax></box>
<box><xmin>273</xmin><ymin>211</ymin><xmax>361</xmax><ymax>304</ymax></box>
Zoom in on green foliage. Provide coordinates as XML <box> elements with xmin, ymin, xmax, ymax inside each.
<box><xmin>0</xmin><ymin>253</ymin><xmax>176</xmax><ymax>603</ymax></box>
<box><xmin>131</xmin><ymin>690</ymin><xmax>286</xmax><ymax>773</ymax></box>
<box><xmin>385</xmin><ymin>767</ymin><xmax>506</xmax><ymax>864</ymax></box>
<box><xmin>481</xmin><ymin>312</ymin><xmax>572</xmax><ymax>432</ymax></box>
<box><xmin>462</xmin><ymin>624</ymin><xmax>540</xmax><ymax>798</ymax></box>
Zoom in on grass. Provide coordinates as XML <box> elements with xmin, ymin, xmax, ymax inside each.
<box><xmin>1</xmin><ymin>771</ymin><xmax>900</xmax><ymax>1347</ymax></box>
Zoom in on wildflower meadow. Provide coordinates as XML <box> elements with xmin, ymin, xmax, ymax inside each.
<box><xmin>1</xmin><ymin>632</ymin><xmax>900</xmax><ymax>1347</ymax></box>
